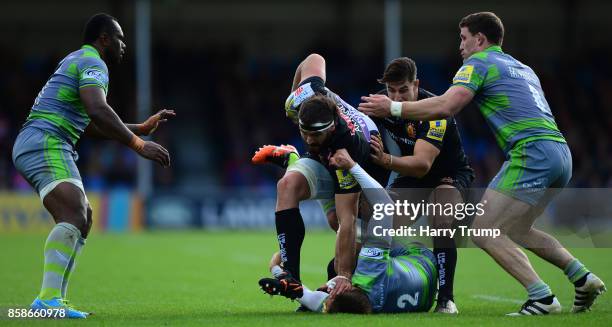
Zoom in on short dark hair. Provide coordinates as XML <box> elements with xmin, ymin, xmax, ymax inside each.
<box><xmin>378</xmin><ymin>57</ymin><xmax>417</xmax><ymax>84</ymax></box>
<box><xmin>459</xmin><ymin>12</ymin><xmax>504</xmax><ymax>46</ymax></box>
<box><xmin>83</xmin><ymin>13</ymin><xmax>118</xmax><ymax>44</ymax></box>
<box><xmin>298</xmin><ymin>95</ymin><xmax>337</xmax><ymax>126</ymax></box>
<box><xmin>326</xmin><ymin>288</ymin><xmax>372</xmax><ymax>314</ymax></box>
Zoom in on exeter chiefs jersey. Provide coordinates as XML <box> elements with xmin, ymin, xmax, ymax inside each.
<box><xmin>451</xmin><ymin>45</ymin><xmax>565</xmax><ymax>153</ymax></box>
<box><xmin>24</xmin><ymin>45</ymin><xmax>109</xmax><ymax>146</ymax></box>
<box><xmin>373</xmin><ymin>88</ymin><xmax>471</xmax><ymax>180</ymax></box>
<box><xmin>299</xmin><ymin>76</ymin><xmax>379</xmax><ymax>194</ymax></box>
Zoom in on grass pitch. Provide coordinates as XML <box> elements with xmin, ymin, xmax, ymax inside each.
<box><xmin>0</xmin><ymin>230</ymin><xmax>610</xmax><ymax>326</ymax></box>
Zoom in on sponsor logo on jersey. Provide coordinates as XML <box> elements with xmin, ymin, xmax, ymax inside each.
<box><xmin>359</xmin><ymin>247</ymin><xmax>383</xmax><ymax>259</ymax></box>
<box><xmin>452</xmin><ymin>65</ymin><xmax>474</xmax><ymax>84</ymax></box>
<box><xmin>406</xmin><ymin>123</ymin><xmax>416</xmax><ymax>138</ymax></box>
<box><xmin>82</xmin><ymin>68</ymin><xmax>108</xmax><ymax>86</ymax></box>
<box><xmin>336</xmin><ymin>169</ymin><xmax>358</xmax><ymax>190</ymax></box>
<box><xmin>426</xmin><ymin>120</ymin><xmax>447</xmax><ymax>141</ymax></box>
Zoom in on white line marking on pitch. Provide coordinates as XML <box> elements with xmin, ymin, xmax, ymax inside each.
<box><xmin>472</xmin><ymin>294</ymin><xmax>524</xmax><ymax>304</ymax></box>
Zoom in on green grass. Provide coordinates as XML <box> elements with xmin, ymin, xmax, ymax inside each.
<box><xmin>0</xmin><ymin>230</ymin><xmax>610</xmax><ymax>326</ymax></box>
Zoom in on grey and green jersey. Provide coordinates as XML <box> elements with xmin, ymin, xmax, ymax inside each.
<box><xmin>24</xmin><ymin>44</ymin><xmax>109</xmax><ymax>146</ymax></box>
<box><xmin>352</xmin><ymin>245</ymin><xmax>437</xmax><ymax>313</ymax></box>
<box><xmin>452</xmin><ymin>45</ymin><xmax>565</xmax><ymax>153</ymax></box>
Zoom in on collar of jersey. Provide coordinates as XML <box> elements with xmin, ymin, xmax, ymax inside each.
<box><xmin>484</xmin><ymin>45</ymin><xmax>503</xmax><ymax>53</ymax></box>
<box><xmin>81</xmin><ymin>44</ymin><xmax>101</xmax><ymax>58</ymax></box>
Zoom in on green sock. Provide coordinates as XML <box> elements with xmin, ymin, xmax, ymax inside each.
<box><xmin>526</xmin><ymin>280</ymin><xmax>553</xmax><ymax>300</ymax></box>
<box><xmin>61</xmin><ymin>237</ymin><xmax>86</xmax><ymax>299</ymax></box>
<box><xmin>564</xmin><ymin>259</ymin><xmax>590</xmax><ymax>284</ymax></box>
<box><xmin>287</xmin><ymin>152</ymin><xmax>299</xmax><ymax>167</ymax></box>
<box><xmin>39</xmin><ymin>223</ymin><xmax>80</xmax><ymax>300</ymax></box>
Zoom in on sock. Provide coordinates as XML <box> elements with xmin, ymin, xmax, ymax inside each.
<box><xmin>61</xmin><ymin>236</ymin><xmax>86</xmax><ymax>299</ymax></box>
<box><xmin>275</xmin><ymin>208</ymin><xmax>305</xmax><ymax>281</ymax></box>
<box><xmin>564</xmin><ymin>259</ymin><xmax>590</xmax><ymax>285</ymax></box>
<box><xmin>287</xmin><ymin>152</ymin><xmax>299</xmax><ymax>167</ymax></box>
<box><xmin>527</xmin><ymin>280</ymin><xmax>553</xmax><ymax>300</ymax></box>
<box><xmin>39</xmin><ymin>223</ymin><xmax>80</xmax><ymax>300</ymax></box>
<box><xmin>433</xmin><ymin>236</ymin><xmax>457</xmax><ymax>301</ymax></box>
<box><xmin>298</xmin><ymin>285</ymin><xmax>329</xmax><ymax>312</ymax></box>
<box><xmin>326</xmin><ymin>257</ymin><xmax>337</xmax><ymax>280</ymax></box>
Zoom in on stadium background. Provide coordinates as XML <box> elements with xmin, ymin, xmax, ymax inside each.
<box><xmin>1</xmin><ymin>0</ymin><xmax>611</xmax><ymax>231</ymax></box>
<box><xmin>0</xmin><ymin>1</ymin><xmax>611</xmax><ymax>325</ymax></box>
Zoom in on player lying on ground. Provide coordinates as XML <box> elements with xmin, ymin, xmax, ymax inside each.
<box><xmin>259</xmin><ymin>148</ymin><xmax>438</xmax><ymax>314</ymax></box>
<box><xmin>12</xmin><ymin>13</ymin><xmax>173</xmax><ymax>318</ymax></box>
<box><xmin>252</xmin><ymin>53</ymin><xmax>383</xmax><ymax>299</ymax></box>
<box><xmin>359</xmin><ymin>11</ymin><xmax>606</xmax><ymax>315</ymax></box>
<box><xmin>369</xmin><ymin>57</ymin><xmax>475</xmax><ymax>313</ymax></box>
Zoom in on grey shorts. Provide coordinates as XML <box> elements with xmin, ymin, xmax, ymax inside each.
<box><xmin>12</xmin><ymin>127</ymin><xmax>84</xmax><ymax>201</ymax></box>
<box><xmin>489</xmin><ymin>140</ymin><xmax>572</xmax><ymax>206</ymax></box>
<box><xmin>286</xmin><ymin>157</ymin><xmax>336</xmax><ymax>215</ymax></box>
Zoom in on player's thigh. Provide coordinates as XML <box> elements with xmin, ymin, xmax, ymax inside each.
<box><xmin>286</xmin><ymin>157</ymin><xmax>335</xmax><ymax>200</ymax></box>
<box><xmin>13</xmin><ymin>128</ymin><xmax>87</xmax><ymax>219</ymax></box>
<box><xmin>427</xmin><ymin>184</ymin><xmax>463</xmax><ymax>229</ymax></box>
<box><xmin>43</xmin><ymin>182</ymin><xmax>88</xmax><ymax>225</ymax></box>
<box><xmin>472</xmin><ymin>188</ymin><xmax>532</xmax><ymax>232</ymax></box>
<box><xmin>488</xmin><ymin>140</ymin><xmax>571</xmax><ymax>208</ymax></box>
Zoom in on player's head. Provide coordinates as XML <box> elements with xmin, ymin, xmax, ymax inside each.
<box><xmin>83</xmin><ymin>13</ymin><xmax>126</xmax><ymax>65</ymax></box>
<box><xmin>458</xmin><ymin>12</ymin><xmax>504</xmax><ymax>59</ymax></box>
<box><xmin>325</xmin><ymin>287</ymin><xmax>372</xmax><ymax>314</ymax></box>
<box><xmin>298</xmin><ymin>95</ymin><xmax>337</xmax><ymax>154</ymax></box>
<box><xmin>378</xmin><ymin>57</ymin><xmax>419</xmax><ymax>102</ymax></box>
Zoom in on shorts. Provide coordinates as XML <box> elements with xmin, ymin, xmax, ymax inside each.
<box><xmin>389</xmin><ymin>166</ymin><xmax>474</xmax><ymax>201</ymax></box>
<box><xmin>12</xmin><ymin>126</ymin><xmax>84</xmax><ymax>201</ymax></box>
<box><xmin>489</xmin><ymin>140</ymin><xmax>572</xmax><ymax>206</ymax></box>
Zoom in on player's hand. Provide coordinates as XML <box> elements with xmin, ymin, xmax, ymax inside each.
<box><xmin>358</xmin><ymin>94</ymin><xmax>392</xmax><ymax>118</ymax></box>
<box><xmin>370</xmin><ymin>134</ymin><xmax>387</xmax><ymax>166</ymax></box>
<box><xmin>329</xmin><ymin>149</ymin><xmax>355</xmax><ymax>170</ymax></box>
<box><xmin>139</xmin><ymin>109</ymin><xmax>176</xmax><ymax>135</ymax></box>
<box><xmin>138</xmin><ymin>141</ymin><xmax>171</xmax><ymax>167</ymax></box>
<box><xmin>327</xmin><ymin>275</ymin><xmax>352</xmax><ymax>299</ymax></box>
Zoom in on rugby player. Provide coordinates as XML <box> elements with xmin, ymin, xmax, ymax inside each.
<box><xmin>369</xmin><ymin>57</ymin><xmax>474</xmax><ymax>313</ymax></box>
<box><xmin>359</xmin><ymin>12</ymin><xmax>605</xmax><ymax>315</ymax></box>
<box><xmin>259</xmin><ymin>149</ymin><xmax>437</xmax><ymax>314</ymax></box>
<box><xmin>12</xmin><ymin>13</ymin><xmax>173</xmax><ymax>318</ymax></box>
<box><xmin>253</xmin><ymin>53</ymin><xmax>381</xmax><ymax>298</ymax></box>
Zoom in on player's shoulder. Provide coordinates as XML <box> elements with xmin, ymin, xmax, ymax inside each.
<box><xmin>75</xmin><ymin>46</ymin><xmax>108</xmax><ymax>72</ymax></box>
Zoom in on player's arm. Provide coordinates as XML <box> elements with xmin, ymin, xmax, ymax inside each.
<box><xmin>359</xmin><ymin>86</ymin><xmax>473</xmax><ymax>120</ymax></box>
<box><xmin>332</xmin><ymin>191</ymin><xmax>359</xmax><ymax>296</ymax></box>
<box><xmin>80</xmin><ymin>87</ymin><xmax>170</xmax><ymax>167</ymax></box>
<box><xmin>291</xmin><ymin>53</ymin><xmax>326</xmax><ymax>91</ymax></box>
<box><xmin>85</xmin><ymin>109</ymin><xmax>176</xmax><ymax>138</ymax></box>
<box><xmin>370</xmin><ymin>135</ymin><xmax>441</xmax><ymax>178</ymax></box>
<box><xmin>330</xmin><ymin>149</ymin><xmax>394</xmax><ymax>249</ymax></box>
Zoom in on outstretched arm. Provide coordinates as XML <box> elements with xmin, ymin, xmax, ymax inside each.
<box><xmin>359</xmin><ymin>85</ymin><xmax>474</xmax><ymax>120</ymax></box>
<box><xmin>80</xmin><ymin>86</ymin><xmax>170</xmax><ymax>167</ymax></box>
<box><xmin>85</xmin><ymin>109</ymin><xmax>175</xmax><ymax>139</ymax></box>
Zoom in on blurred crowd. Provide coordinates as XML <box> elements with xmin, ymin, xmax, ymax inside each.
<box><xmin>1</xmin><ymin>41</ymin><xmax>610</xmax><ymax>195</ymax></box>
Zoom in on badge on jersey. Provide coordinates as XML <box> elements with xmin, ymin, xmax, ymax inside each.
<box><xmin>81</xmin><ymin>68</ymin><xmax>108</xmax><ymax>86</ymax></box>
<box><xmin>336</xmin><ymin>169</ymin><xmax>358</xmax><ymax>190</ymax></box>
<box><xmin>359</xmin><ymin>247</ymin><xmax>384</xmax><ymax>260</ymax></box>
<box><xmin>426</xmin><ymin>120</ymin><xmax>447</xmax><ymax>141</ymax></box>
<box><xmin>405</xmin><ymin>123</ymin><xmax>416</xmax><ymax>138</ymax></box>
<box><xmin>452</xmin><ymin>65</ymin><xmax>474</xmax><ymax>84</ymax></box>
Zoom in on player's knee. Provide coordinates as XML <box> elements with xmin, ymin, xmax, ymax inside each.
<box><xmin>81</xmin><ymin>205</ymin><xmax>93</xmax><ymax>238</ymax></box>
<box><xmin>277</xmin><ymin>174</ymin><xmax>308</xmax><ymax>201</ymax></box>
<box><xmin>326</xmin><ymin>211</ymin><xmax>339</xmax><ymax>232</ymax></box>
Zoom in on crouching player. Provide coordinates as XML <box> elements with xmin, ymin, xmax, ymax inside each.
<box><xmin>259</xmin><ymin>149</ymin><xmax>438</xmax><ymax>314</ymax></box>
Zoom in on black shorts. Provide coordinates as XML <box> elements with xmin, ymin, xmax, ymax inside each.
<box><xmin>388</xmin><ymin>166</ymin><xmax>474</xmax><ymax>201</ymax></box>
